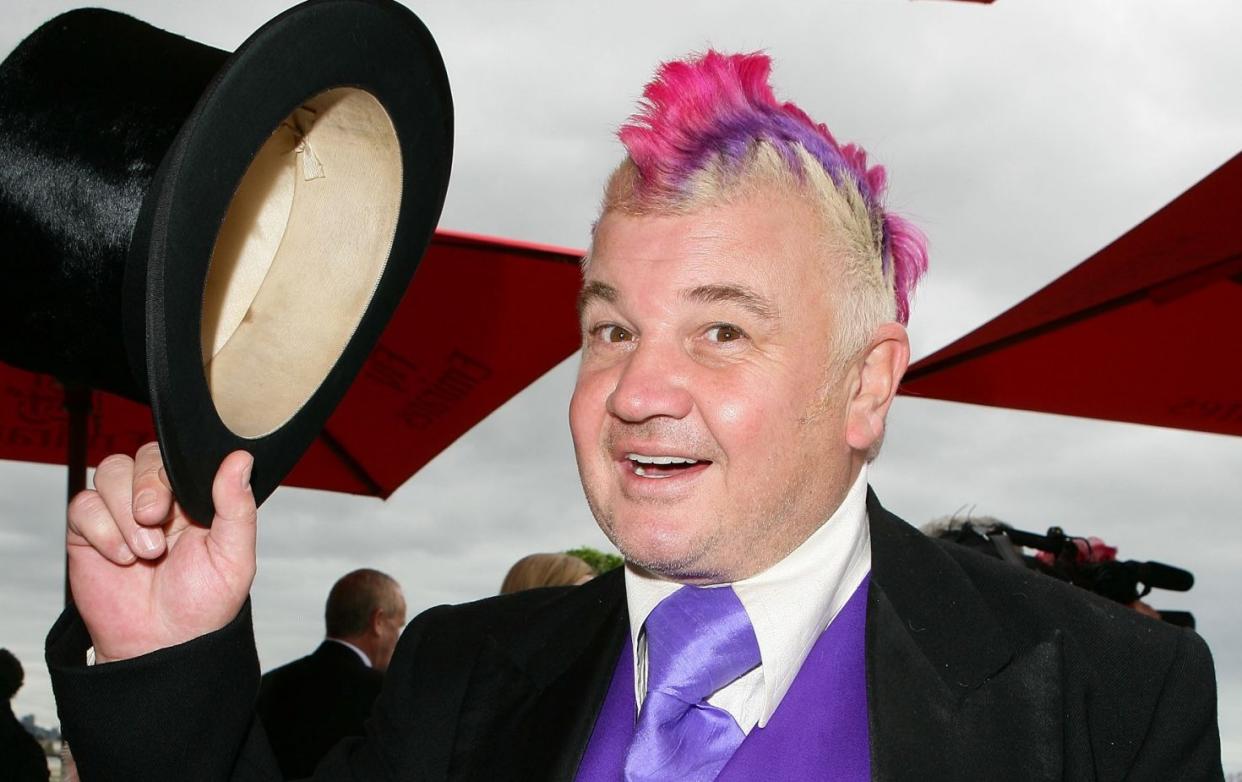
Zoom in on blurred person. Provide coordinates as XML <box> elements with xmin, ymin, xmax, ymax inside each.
<box><xmin>48</xmin><ymin>50</ymin><xmax>1223</xmax><ymax>781</ymax></box>
<box><xmin>500</xmin><ymin>553</ymin><xmax>598</xmax><ymax>594</ymax></box>
<box><xmin>256</xmin><ymin>570</ymin><xmax>405</xmax><ymax>779</ymax></box>
<box><xmin>0</xmin><ymin>649</ymin><xmax>49</xmax><ymax>782</ymax></box>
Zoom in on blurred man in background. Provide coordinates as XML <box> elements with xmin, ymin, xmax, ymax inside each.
<box><xmin>256</xmin><ymin>569</ymin><xmax>405</xmax><ymax>779</ymax></box>
<box><xmin>0</xmin><ymin>648</ymin><xmax>48</xmax><ymax>782</ymax></box>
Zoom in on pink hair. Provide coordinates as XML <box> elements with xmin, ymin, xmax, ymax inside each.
<box><xmin>618</xmin><ymin>51</ymin><xmax>928</xmax><ymax>324</ymax></box>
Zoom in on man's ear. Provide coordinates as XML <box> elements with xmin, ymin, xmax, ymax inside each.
<box><xmin>368</xmin><ymin>607</ymin><xmax>385</xmax><ymax>636</ymax></box>
<box><xmin>845</xmin><ymin>322</ymin><xmax>910</xmax><ymax>454</ymax></box>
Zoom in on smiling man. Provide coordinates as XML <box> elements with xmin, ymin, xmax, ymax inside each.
<box><xmin>573</xmin><ymin>179</ymin><xmax>897</xmax><ymax>586</ymax></box>
<box><xmin>48</xmin><ymin>52</ymin><xmax>1222</xmax><ymax>781</ymax></box>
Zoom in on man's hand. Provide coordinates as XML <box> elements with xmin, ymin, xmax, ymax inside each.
<box><xmin>66</xmin><ymin>443</ymin><xmax>257</xmax><ymax>663</ymax></box>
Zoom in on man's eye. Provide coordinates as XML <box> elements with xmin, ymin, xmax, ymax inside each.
<box><xmin>705</xmin><ymin>324</ymin><xmax>744</xmax><ymax>343</ymax></box>
<box><xmin>594</xmin><ymin>324</ymin><xmax>635</xmax><ymax>343</ymax></box>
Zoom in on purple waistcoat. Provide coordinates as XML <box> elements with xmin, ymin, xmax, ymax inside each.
<box><xmin>575</xmin><ymin>575</ymin><xmax>871</xmax><ymax>782</ymax></box>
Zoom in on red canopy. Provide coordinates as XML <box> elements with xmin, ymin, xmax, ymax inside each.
<box><xmin>900</xmin><ymin>152</ymin><xmax>1242</xmax><ymax>437</ymax></box>
<box><xmin>0</xmin><ymin>229</ymin><xmax>585</xmax><ymax>497</ymax></box>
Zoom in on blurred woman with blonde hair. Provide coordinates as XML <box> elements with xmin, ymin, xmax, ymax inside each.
<box><xmin>500</xmin><ymin>553</ymin><xmax>597</xmax><ymax>594</ymax></box>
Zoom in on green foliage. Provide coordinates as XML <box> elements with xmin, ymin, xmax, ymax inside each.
<box><xmin>566</xmin><ymin>546</ymin><xmax>623</xmax><ymax>574</ymax></box>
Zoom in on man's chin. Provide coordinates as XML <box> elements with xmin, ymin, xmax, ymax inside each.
<box><xmin>589</xmin><ymin>496</ymin><xmax>727</xmax><ymax>576</ymax></box>
<box><xmin>625</xmin><ymin>555</ymin><xmax>735</xmax><ymax>585</ymax></box>
<box><xmin>611</xmin><ymin>531</ymin><xmax>727</xmax><ymax>583</ymax></box>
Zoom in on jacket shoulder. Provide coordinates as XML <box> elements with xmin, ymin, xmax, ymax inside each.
<box><xmin>937</xmin><ymin>538</ymin><xmax>1221</xmax><ymax>777</ymax></box>
<box><xmin>936</xmin><ymin>534</ymin><xmax>1185</xmax><ymax>654</ymax></box>
<box><xmin>382</xmin><ymin>568</ymin><xmax>624</xmax><ymax>690</ymax></box>
<box><xmin>873</xmin><ymin>500</ymin><xmax>1220</xmax><ymax>778</ymax></box>
<box><xmin>871</xmin><ymin>491</ymin><xmax>1193</xmax><ymax>676</ymax></box>
<box><xmin>347</xmin><ymin>571</ymin><xmax>626</xmax><ymax>779</ymax></box>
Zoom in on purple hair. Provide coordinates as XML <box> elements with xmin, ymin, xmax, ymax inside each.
<box><xmin>619</xmin><ymin>51</ymin><xmax>928</xmax><ymax>324</ymax></box>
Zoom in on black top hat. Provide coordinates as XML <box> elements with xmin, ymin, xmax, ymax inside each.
<box><xmin>0</xmin><ymin>1</ymin><xmax>453</xmax><ymax>522</ymax></box>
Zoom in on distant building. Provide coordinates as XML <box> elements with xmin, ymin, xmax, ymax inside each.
<box><xmin>19</xmin><ymin>713</ymin><xmax>61</xmax><ymax>742</ymax></box>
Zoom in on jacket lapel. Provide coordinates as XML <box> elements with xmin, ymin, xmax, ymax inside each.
<box><xmin>448</xmin><ymin>570</ymin><xmax>628</xmax><ymax>782</ymax></box>
<box><xmin>866</xmin><ymin>490</ymin><xmax>1064</xmax><ymax>781</ymax></box>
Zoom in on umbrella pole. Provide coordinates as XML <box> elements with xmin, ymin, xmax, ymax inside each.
<box><xmin>63</xmin><ymin>382</ymin><xmax>91</xmax><ymax>607</ymax></box>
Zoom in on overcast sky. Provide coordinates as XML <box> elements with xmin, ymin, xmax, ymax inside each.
<box><xmin>2</xmin><ymin>0</ymin><xmax>1240</xmax><ymax>771</ymax></box>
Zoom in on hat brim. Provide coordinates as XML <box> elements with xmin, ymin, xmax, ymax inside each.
<box><xmin>139</xmin><ymin>0</ymin><xmax>453</xmax><ymax>523</ymax></box>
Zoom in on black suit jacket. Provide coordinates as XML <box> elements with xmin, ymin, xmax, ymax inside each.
<box><xmin>256</xmin><ymin>641</ymin><xmax>384</xmax><ymax>779</ymax></box>
<box><xmin>46</xmin><ymin>491</ymin><xmax>1224</xmax><ymax>780</ymax></box>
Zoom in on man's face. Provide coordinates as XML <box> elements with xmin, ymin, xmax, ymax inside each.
<box><xmin>570</xmin><ymin>188</ymin><xmax>865</xmax><ymax>583</ymax></box>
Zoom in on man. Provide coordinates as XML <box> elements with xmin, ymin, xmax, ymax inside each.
<box><xmin>257</xmin><ymin>569</ymin><xmax>405</xmax><ymax>779</ymax></box>
<box><xmin>47</xmin><ymin>51</ymin><xmax>1222</xmax><ymax>780</ymax></box>
<box><xmin>0</xmin><ymin>649</ymin><xmax>49</xmax><ymax>782</ymax></box>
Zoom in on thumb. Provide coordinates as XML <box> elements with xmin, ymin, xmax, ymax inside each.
<box><xmin>209</xmin><ymin>450</ymin><xmax>258</xmax><ymax>568</ymax></box>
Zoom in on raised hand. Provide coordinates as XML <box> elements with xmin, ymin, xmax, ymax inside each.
<box><xmin>66</xmin><ymin>443</ymin><xmax>258</xmax><ymax>663</ymax></box>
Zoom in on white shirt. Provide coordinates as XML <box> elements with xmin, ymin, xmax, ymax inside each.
<box><xmin>624</xmin><ymin>465</ymin><xmax>872</xmax><ymax>733</ymax></box>
<box><xmin>325</xmin><ymin>637</ymin><xmax>372</xmax><ymax>668</ymax></box>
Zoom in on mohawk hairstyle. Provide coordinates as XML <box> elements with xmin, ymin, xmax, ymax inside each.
<box><xmin>613</xmin><ymin>50</ymin><xmax>928</xmax><ymax>325</ymax></box>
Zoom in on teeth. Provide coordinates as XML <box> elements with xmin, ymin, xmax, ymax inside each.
<box><xmin>626</xmin><ymin>453</ymin><xmax>699</xmax><ymax>465</ymax></box>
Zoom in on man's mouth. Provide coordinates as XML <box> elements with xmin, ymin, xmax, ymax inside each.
<box><xmin>624</xmin><ymin>453</ymin><xmax>708</xmax><ymax>479</ymax></box>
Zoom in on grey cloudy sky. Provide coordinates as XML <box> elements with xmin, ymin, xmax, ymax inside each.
<box><xmin>2</xmin><ymin>0</ymin><xmax>1240</xmax><ymax>771</ymax></box>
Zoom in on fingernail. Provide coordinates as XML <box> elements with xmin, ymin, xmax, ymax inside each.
<box><xmin>117</xmin><ymin>545</ymin><xmax>137</xmax><ymax>564</ymax></box>
<box><xmin>134</xmin><ymin>528</ymin><xmax>161</xmax><ymax>554</ymax></box>
<box><xmin>240</xmin><ymin>455</ymin><xmax>253</xmax><ymax>491</ymax></box>
<box><xmin>134</xmin><ymin>490</ymin><xmax>156</xmax><ymax>513</ymax></box>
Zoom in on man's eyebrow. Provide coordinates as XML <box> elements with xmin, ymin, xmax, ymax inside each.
<box><xmin>682</xmin><ymin>284</ymin><xmax>778</xmax><ymax>321</ymax></box>
<box><xmin>577</xmin><ymin>281</ymin><xmax>619</xmax><ymax>318</ymax></box>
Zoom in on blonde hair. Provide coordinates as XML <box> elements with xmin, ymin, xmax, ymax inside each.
<box><xmin>500</xmin><ymin>553</ymin><xmax>598</xmax><ymax>594</ymax></box>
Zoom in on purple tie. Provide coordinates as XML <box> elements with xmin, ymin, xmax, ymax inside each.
<box><xmin>623</xmin><ymin>586</ymin><xmax>761</xmax><ymax>782</ymax></box>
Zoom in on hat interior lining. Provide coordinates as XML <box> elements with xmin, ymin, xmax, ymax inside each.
<box><xmin>202</xmin><ymin>87</ymin><xmax>402</xmax><ymax>439</ymax></box>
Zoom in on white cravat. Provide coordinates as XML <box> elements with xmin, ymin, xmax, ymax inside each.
<box><xmin>625</xmin><ymin>465</ymin><xmax>872</xmax><ymax>732</ymax></box>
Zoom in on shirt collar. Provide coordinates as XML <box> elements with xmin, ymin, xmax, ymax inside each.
<box><xmin>325</xmin><ymin>637</ymin><xmax>372</xmax><ymax>668</ymax></box>
<box><xmin>624</xmin><ymin>465</ymin><xmax>872</xmax><ymax>727</ymax></box>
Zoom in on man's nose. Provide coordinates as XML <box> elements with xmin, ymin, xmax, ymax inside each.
<box><xmin>605</xmin><ymin>339</ymin><xmax>693</xmax><ymax>423</ymax></box>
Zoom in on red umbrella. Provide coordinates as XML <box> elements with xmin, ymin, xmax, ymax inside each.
<box><xmin>0</xmin><ymin>229</ymin><xmax>585</xmax><ymax>497</ymax></box>
<box><xmin>900</xmin><ymin>152</ymin><xmax>1242</xmax><ymax>437</ymax></box>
